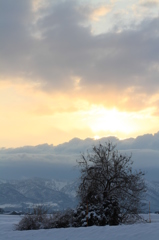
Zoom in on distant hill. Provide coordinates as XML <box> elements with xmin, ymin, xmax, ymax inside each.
<box><xmin>0</xmin><ymin>177</ymin><xmax>159</xmax><ymax>213</ymax></box>
<box><xmin>0</xmin><ymin>178</ymin><xmax>78</xmax><ymax>212</ymax></box>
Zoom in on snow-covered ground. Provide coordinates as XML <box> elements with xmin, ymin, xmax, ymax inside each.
<box><xmin>1</xmin><ymin>214</ymin><xmax>159</xmax><ymax>240</ymax></box>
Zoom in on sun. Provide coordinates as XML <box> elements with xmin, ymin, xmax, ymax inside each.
<box><xmin>82</xmin><ymin>106</ymin><xmax>137</xmax><ymax>138</ymax></box>
<box><xmin>93</xmin><ymin>135</ymin><xmax>100</xmax><ymax>140</ymax></box>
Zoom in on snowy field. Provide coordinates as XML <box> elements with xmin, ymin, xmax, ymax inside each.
<box><xmin>1</xmin><ymin>214</ymin><xmax>159</xmax><ymax>240</ymax></box>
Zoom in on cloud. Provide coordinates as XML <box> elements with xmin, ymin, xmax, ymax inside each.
<box><xmin>90</xmin><ymin>6</ymin><xmax>111</xmax><ymax>21</ymax></box>
<box><xmin>0</xmin><ymin>0</ymin><xmax>159</xmax><ymax>111</ymax></box>
<box><xmin>0</xmin><ymin>0</ymin><xmax>34</xmax><ymax>77</ymax></box>
<box><xmin>31</xmin><ymin>0</ymin><xmax>47</xmax><ymax>12</ymax></box>
<box><xmin>32</xmin><ymin>105</ymin><xmax>78</xmax><ymax>116</ymax></box>
<box><xmin>0</xmin><ymin>146</ymin><xmax>79</xmax><ymax>180</ymax></box>
<box><xmin>140</xmin><ymin>0</ymin><xmax>159</xmax><ymax>7</ymax></box>
<box><xmin>1</xmin><ymin>133</ymin><xmax>159</xmax><ymax>180</ymax></box>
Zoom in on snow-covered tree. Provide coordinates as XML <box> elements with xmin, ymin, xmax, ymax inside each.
<box><xmin>77</xmin><ymin>142</ymin><xmax>146</xmax><ymax>225</ymax></box>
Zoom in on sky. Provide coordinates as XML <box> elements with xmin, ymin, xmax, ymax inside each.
<box><xmin>0</xmin><ymin>0</ymin><xmax>159</xmax><ymax>148</ymax></box>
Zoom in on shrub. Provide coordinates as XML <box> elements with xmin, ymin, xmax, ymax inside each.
<box><xmin>16</xmin><ymin>206</ymin><xmax>50</xmax><ymax>230</ymax></box>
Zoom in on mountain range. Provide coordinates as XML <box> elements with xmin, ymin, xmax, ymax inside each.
<box><xmin>0</xmin><ymin>178</ymin><xmax>78</xmax><ymax>212</ymax></box>
<box><xmin>0</xmin><ymin>177</ymin><xmax>159</xmax><ymax>213</ymax></box>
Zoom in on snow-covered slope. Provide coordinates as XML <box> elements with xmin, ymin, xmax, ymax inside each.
<box><xmin>145</xmin><ymin>180</ymin><xmax>159</xmax><ymax>212</ymax></box>
<box><xmin>1</xmin><ymin>214</ymin><xmax>159</xmax><ymax>240</ymax></box>
<box><xmin>0</xmin><ymin>178</ymin><xmax>78</xmax><ymax>212</ymax></box>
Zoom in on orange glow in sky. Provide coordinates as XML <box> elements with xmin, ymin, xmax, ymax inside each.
<box><xmin>0</xmin><ymin>0</ymin><xmax>159</xmax><ymax>147</ymax></box>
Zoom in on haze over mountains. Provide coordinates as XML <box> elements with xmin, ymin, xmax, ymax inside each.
<box><xmin>0</xmin><ymin>178</ymin><xmax>78</xmax><ymax>212</ymax></box>
<box><xmin>0</xmin><ymin>177</ymin><xmax>159</xmax><ymax>213</ymax></box>
<box><xmin>0</xmin><ymin>132</ymin><xmax>159</xmax><ymax>213</ymax></box>
<box><xmin>0</xmin><ymin>176</ymin><xmax>159</xmax><ymax>213</ymax></box>
<box><xmin>0</xmin><ymin>132</ymin><xmax>159</xmax><ymax>181</ymax></box>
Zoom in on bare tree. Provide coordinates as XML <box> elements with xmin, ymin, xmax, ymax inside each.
<box><xmin>77</xmin><ymin>142</ymin><xmax>146</xmax><ymax>225</ymax></box>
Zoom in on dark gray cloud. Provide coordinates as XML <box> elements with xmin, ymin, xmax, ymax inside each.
<box><xmin>0</xmin><ymin>152</ymin><xmax>79</xmax><ymax>180</ymax></box>
<box><xmin>140</xmin><ymin>0</ymin><xmax>159</xmax><ymax>8</ymax></box>
<box><xmin>1</xmin><ymin>133</ymin><xmax>159</xmax><ymax>180</ymax></box>
<box><xmin>0</xmin><ymin>0</ymin><xmax>34</xmax><ymax>78</ymax></box>
<box><xmin>0</xmin><ymin>0</ymin><xmax>159</xmax><ymax>98</ymax></box>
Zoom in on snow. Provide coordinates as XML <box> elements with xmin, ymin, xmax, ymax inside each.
<box><xmin>1</xmin><ymin>214</ymin><xmax>159</xmax><ymax>240</ymax></box>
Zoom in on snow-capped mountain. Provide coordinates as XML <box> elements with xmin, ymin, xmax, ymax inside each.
<box><xmin>0</xmin><ymin>178</ymin><xmax>78</xmax><ymax>212</ymax></box>
<box><xmin>0</xmin><ymin>177</ymin><xmax>159</xmax><ymax>213</ymax></box>
<box><xmin>145</xmin><ymin>180</ymin><xmax>159</xmax><ymax>212</ymax></box>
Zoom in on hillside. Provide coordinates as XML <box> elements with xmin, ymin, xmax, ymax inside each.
<box><xmin>0</xmin><ymin>178</ymin><xmax>78</xmax><ymax>212</ymax></box>
<box><xmin>0</xmin><ymin>177</ymin><xmax>159</xmax><ymax>213</ymax></box>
